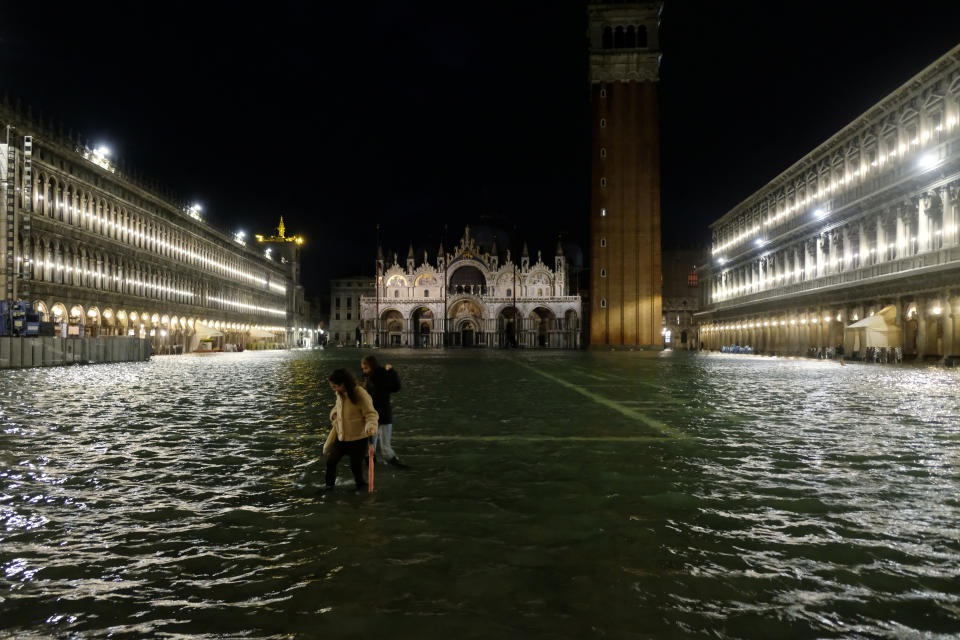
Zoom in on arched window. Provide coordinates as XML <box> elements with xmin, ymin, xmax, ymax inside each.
<box><xmin>601</xmin><ymin>268</ymin><xmax>607</xmax><ymax>278</ymax></box>
<box><xmin>600</xmin><ymin>118</ymin><xmax>606</xmax><ymax>128</ymax></box>
<box><xmin>602</xmin><ymin>26</ymin><xmax>613</xmax><ymax>49</ymax></box>
<box><xmin>600</xmin><ymin>298</ymin><xmax>607</xmax><ymax>308</ymax></box>
<box><xmin>506</xmin><ymin>289</ymin><xmax>512</xmax><ymax>297</ymax></box>
<box><xmin>625</xmin><ymin>26</ymin><xmax>636</xmax><ymax>48</ymax></box>
<box><xmin>687</xmin><ymin>267</ymin><xmax>699</xmax><ymax>287</ymax></box>
<box><xmin>614</xmin><ymin>26</ymin><xmax>624</xmax><ymax>48</ymax></box>
<box><xmin>424</xmin><ymin>289</ymin><xmax>429</xmax><ymax>297</ymax></box>
<box><xmin>600</xmin><ymin>147</ymin><xmax>606</xmax><ymax>158</ymax></box>
<box><xmin>394</xmin><ymin>289</ymin><xmax>399</xmax><ymax>298</ymax></box>
<box><xmin>637</xmin><ymin>25</ymin><xmax>648</xmax><ymax>48</ymax></box>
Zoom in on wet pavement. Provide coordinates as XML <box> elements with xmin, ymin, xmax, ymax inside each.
<box><xmin>1</xmin><ymin>349</ymin><xmax>958</xmax><ymax>638</ymax></box>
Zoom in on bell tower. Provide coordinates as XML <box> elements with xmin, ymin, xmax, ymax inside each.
<box><xmin>588</xmin><ymin>2</ymin><xmax>662</xmax><ymax>347</ymax></box>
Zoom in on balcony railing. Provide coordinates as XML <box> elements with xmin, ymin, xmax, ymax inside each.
<box><xmin>709</xmin><ymin>245</ymin><xmax>960</xmax><ymax>311</ymax></box>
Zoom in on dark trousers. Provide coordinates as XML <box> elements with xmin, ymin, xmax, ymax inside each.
<box><xmin>325</xmin><ymin>438</ymin><xmax>368</xmax><ymax>488</ymax></box>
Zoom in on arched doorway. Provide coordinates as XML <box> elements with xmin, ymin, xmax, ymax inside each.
<box><xmin>448</xmin><ymin>299</ymin><xmax>484</xmax><ymax>347</ymax></box>
<box><xmin>380</xmin><ymin>309</ymin><xmax>404</xmax><ymax>346</ymax></box>
<box><xmin>563</xmin><ymin>309</ymin><xmax>580</xmax><ymax>349</ymax></box>
<box><xmin>904</xmin><ymin>309</ymin><xmax>919</xmax><ymax>356</ymax></box>
<box><xmin>102</xmin><ymin>309</ymin><xmax>116</xmax><ymax>336</ymax></box>
<box><xmin>69</xmin><ymin>305</ymin><xmax>84</xmax><ymax>336</ymax></box>
<box><xmin>498</xmin><ymin>306</ymin><xmax>520</xmax><ymax>348</ymax></box>
<box><xmin>530</xmin><ymin>307</ymin><xmax>556</xmax><ymax>348</ymax></box>
<box><xmin>411</xmin><ymin>307</ymin><xmax>434</xmax><ymax>347</ymax></box>
<box><xmin>33</xmin><ymin>301</ymin><xmax>49</xmax><ymax>323</ymax></box>
<box><xmin>86</xmin><ymin>307</ymin><xmax>101</xmax><ymax>338</ymax></box>
<box><xmin>51</xmin><ymin>303</ymin><xmax>67</xmax><ymax>336</ymax></box>
<box><xmin>459</xmin><ymin>320</ymin><xmax>477</xmax><ymax>347</ymax></box>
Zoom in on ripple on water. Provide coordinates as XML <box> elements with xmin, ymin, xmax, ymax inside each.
<box><xmin>0</xmin><ymin>351</ymin><xmax>959</xmax><ymax>638</ymax></box>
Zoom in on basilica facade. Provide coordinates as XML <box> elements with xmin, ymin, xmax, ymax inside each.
<box><xmin>360</xmin><ymin>227</ymin><xmax>582</xmax><ymax>348</ymax></box>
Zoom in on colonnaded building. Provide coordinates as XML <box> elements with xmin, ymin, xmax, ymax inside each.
<box><xmin>697</xmin><ymin>44</ymin><xmax>960</xmax><ymax>361</ymax></box>
<box><xmin>1</xmin><ymin>105</ymin><xmax>312</xmax><ymax>352</ymax></box>
<box><xmin>359</xmin><ymin>227</ymin><xmax>582</xmax><ymax>348</ymax></box>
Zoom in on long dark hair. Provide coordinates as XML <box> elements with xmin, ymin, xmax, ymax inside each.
<box><xmin>329</xmin><ymin>368</ymin><xmax>359</xmax><ymax>403</ymax></box>
<box><xmin>361</xmin><ymin>355</ymin><xmax>380</xmax><ymax>371</ymax></box>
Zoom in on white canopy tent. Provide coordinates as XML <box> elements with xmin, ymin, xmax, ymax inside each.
<box><xmin>248</xmin><ymin>327</ymin><xmax>276</xmax><ymax>340</ymax></box>
<box><xmin>846</xmin><ymin>305</ymin><xmax>901</xmax><ymax>350</ymax></box>
<box><xmin>191</xmin><ymin>322</ymin><xmax>224</xmax><ymax>352</ymax></box>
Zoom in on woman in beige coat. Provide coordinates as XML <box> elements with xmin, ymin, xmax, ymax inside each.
<box><xmin>323</xmin><ymin>368</ymin><xmax>379</xmax><ymax>491</ymax></box>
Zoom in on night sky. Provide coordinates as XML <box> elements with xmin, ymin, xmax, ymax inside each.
<box><xmin>3</xmin><ymin>1</ymin><xmax>960</xmax><ymax>296</ymax></box>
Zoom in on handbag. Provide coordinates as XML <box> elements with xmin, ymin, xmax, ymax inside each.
<box><xmin>323</xmin><ymin>426</ymin><xmax>337</xmax><ymax>455</ymax></box>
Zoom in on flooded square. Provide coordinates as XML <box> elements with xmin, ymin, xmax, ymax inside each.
<box><xmin>1</xmin><ymin>350</ymin><xmax>958</xmax><ymax>638</ymax></box>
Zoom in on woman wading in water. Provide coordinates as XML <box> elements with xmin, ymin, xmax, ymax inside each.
<box><xmin>322</xmin><ymin>368</ymin><xmax>379</xmax><ymax>491</ymax></box>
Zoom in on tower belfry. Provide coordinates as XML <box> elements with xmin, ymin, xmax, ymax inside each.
<box><xmin>587</xmin><ymin>1</ymin><xmax>663</xmax><ymax>347</ymax></box>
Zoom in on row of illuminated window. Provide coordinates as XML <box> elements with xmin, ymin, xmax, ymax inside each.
<box><xmin>711</xmin><ymin>113</ymin><xmax>959</xmax><ymax>257</ymax></box>
<box><xmin>713</xmin><ymin>226</ymin><xmax>958</xmax><ymax>302</ymax></box>
<box><xmin>207</xmin><ymin>296</ymin><xmax>286</xmax><ymax>317</ymax></box>
<box><xmin>17</xmin><ymin>243</ymin><xmax>285</xmax><ymax>315</ymax></box>
<box><xmin>704</xmin><ymin>306</ymin><xmax>942</xmax><ymax>334</ymax></box>
<box><xmin>27</xmin><ymin>177</ymin><xmax>286</xmax><ymax>295</ymax></box>
<box><xmin>19</xmin><ymin>255</ymin><xmax>195</xmax><ymax>301</ymax></box>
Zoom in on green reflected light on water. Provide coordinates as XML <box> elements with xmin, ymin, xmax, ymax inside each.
<box><xmin>1</xmin><ymin>349</ymin><xmax>959</xmax><ymax>638</ymax></box>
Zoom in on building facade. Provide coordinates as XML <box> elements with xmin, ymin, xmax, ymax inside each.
<box><xmin>697</xmin><ymin>44</ymin><xmax>960</xmax><ymax>361</ymax></box>
<box><xmin>1</xmin><ymin>106</ymin><xmax>310</xmax><ymax>352</ymax></box>
<box><xmin>588</xmin><ymin>1</ymin><xmax>663</xmax><ymax>347</ymax></box>
<box><xmin>329</xmin><ymin>277</ymin><xmax>374</xmax><ymax>346</ymax></box>
<box><xmin>661</xmin><ymin>249</ymin><xmax>701</xmax><ymax>349</ymax></box>
<box><xmin>360</xmin><ymin>227</ymin><xmax>582</xmax><ymax>348</ymax></box>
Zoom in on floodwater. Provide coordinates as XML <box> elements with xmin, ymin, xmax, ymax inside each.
<box><xmin>1</xmin><ymin>349</ymin><xmax>958</xmax><ymax>639</ymax></box>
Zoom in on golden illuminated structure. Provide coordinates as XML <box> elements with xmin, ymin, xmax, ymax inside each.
<box><xmin>588</xmin><ymin>2</ymin><xmax>663</xmax><ymax>348</ymax></box>
<box><xmin>256</xmin><ymin>217</ymin><xmax>309</xmax><ymax>345</ymax></box>
<box><xmin>255</xmin><ymin>216</ymin><xmax>303</xmax><ymax>246</ymax></box>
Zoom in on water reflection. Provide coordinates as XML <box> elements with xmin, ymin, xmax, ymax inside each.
<box><xmin>0</xmin><ymin>351</ymin><xmax>958</xmax><ymax>638</ymax></box>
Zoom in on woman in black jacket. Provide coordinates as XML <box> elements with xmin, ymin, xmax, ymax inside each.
<box><xmin>361</xmin><ymin>355</ymin><xmax>408</xmax><ymax>468</ymax></box>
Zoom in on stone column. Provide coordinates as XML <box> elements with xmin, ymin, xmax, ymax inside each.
<box><xmin>906</xmin><ymin>200</ymin><xmax>917</xmax><ymax>256</ymax></box>
<box><xmin>858</xmin><ymin>221</ymin><xmax>870</xmax><ymax>268</ymax></box>
<box><xmin>827</xmin><ymin>230</ymin><xmax>840</xmax><ymax>273</ymax></box>
<box><xmin>817</xmin><ymin>307</ymin><xmax>825</xmax><ymax>347</ymax></box>
<box><xmin>815</xmin><ymin>235</ymin><xmax>824</xmax><ymax>278</ymax></box>
<box><xmin>915</xmin><ymin>298</ymin><xmax>926</xmax><ymax>360</ymax></box>
<box><xmin>918</xmin><ymin>194</ymin><xmax>931</xmax><ymax>253</ymax></box>
<box><xmin>943</xmin><ymin>291</ymin><xmax>956</xmax><ymax>359</ymax></box>
<box><xmin>875</xmin><ymin>215</ymin><xmax>886</xmax><ymax>263</ymax></box>
<box><xmin>943</xmin><ymin>184</ymin><xmax>958</xmax><ymax>248</ymax></box>
<box><xmin>838</xmin><ymin>226</ymin><xmax>848</xmax><ymax>270</ymax></box>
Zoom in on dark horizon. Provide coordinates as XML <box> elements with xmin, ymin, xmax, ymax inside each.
<box><xmin>3</xmin><ymin>1</ymin><xmax>960</xmax><ymax>295</ymax></box>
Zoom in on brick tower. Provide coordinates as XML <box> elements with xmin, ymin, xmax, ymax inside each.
<box><xmin>588</xmin><ymin>2</ymin><xmax>662</xmax><ymax>347</ymax></box>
